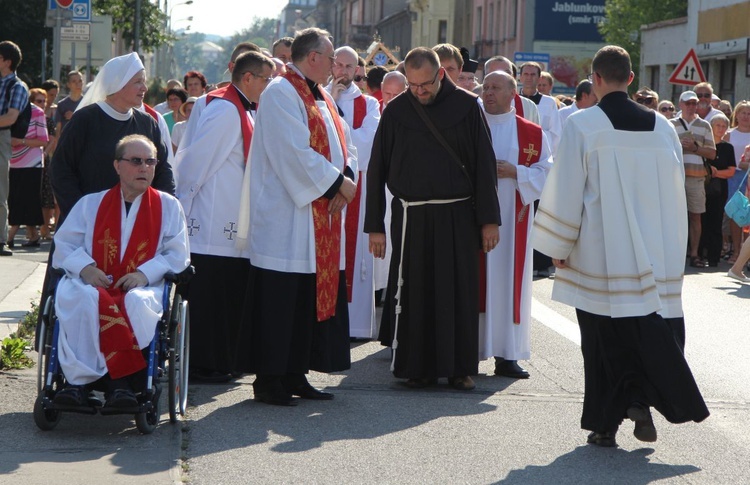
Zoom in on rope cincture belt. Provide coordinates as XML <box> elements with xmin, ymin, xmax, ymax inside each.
<box><xmin>390</xmin><ymin>196</ymin><xmax>472</xmax><ymax>372</ymax></box>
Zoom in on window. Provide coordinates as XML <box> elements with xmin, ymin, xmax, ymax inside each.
<box><xmin>649</xmin><ymin>66</ymin><xmax>659</xmax><ymax>95</ymax></box>
<box><xmin>438</xmin><ymin>20</ymin><xmax>447</xmax><ymax>44</ymax></box>
<box><xmin>476</xmin><ymin>7</ymin><xmax>482</xmax><ymax>42</ymax></box>
<box><xmin>719</xmin><ymin>58</ymin><xmax>736</xmax><ymax>103</ymax></box>
<box><xmin>509</xmin><ymin>0</ymin><xmax>517</xmax><ymax>37</ymax></box>
<box><xmin>488</xmin><ymin>3</ymin><xmax>494</xmax><ymax>41</ymax></box>
<box><xmin>351</xmin><ymin>0</ymin><xmax>360</xmax><ymax>24</ymax></box>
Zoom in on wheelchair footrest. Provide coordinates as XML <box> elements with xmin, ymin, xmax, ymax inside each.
<box><xmin>43</xmin><ymin>397</ymin><xmax>98</xmax><ymax>415</ymax></box>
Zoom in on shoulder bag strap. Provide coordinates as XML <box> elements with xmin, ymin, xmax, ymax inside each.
<box><xmin>406</xmin><ymin>91</ymin><xmax>473</xmax><ymax>190</ymax></box>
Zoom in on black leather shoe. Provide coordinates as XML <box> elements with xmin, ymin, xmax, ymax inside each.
<box><xmin>587</xmin><ymin>430</ymin><xmax>618</xmax><ymax>447</ymax></box>
<box><xmin>494</xmin><ymin>358</ymin><xmax>530</xmax><ymax>379</ymax></box>
<box><xmin>288</xmin><ymin>382</ymin><xmax>334</xmax><ymax>400</ymax></box>
<box><xmin>53</xmin><ymin>385</ymin><xmax>85</xmax><ymax>407</ymax></box>
<box><xmin>105</xmin><ymin>389</ymin><xmax>139</xmax><ymax>409</ymax></box>
<box><xmin>253</xmin><ymin>379</ymin><xmax>297</xmax><ymax>406</ymax></box>
<box><xmin>627</xmin><ymin>402</ymin><xmax>657</xmax><ymax>442</ymax></box>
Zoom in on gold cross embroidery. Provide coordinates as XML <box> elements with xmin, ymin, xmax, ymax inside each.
<box><xmin>97</xmin><ymin>228</ymin><xmax>118</xmax><ymax>272</ymax></box>
<box><xmin>523</xmin><ymin>143</ymin><xmax>539</xmax><ymax>164</ymax></box>
<box><xmin>518</xmin><ymin>205</ymin><xmax>529</xmax><ymax>223</ymax></box>
<box><xmin>109</xmin><ymin>304</ymin><xmax>119</xmax><ymax>313</ymax></box>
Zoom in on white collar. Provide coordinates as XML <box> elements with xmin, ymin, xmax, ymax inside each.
<box><xmin>483</xmin><ymin>107</ymin><xmax>516</xmax><ymax>125</ymax></box>
<box><xmin>97</xmin><ymin>101</ymin><xmax>133</xmax><ymax>121</ymax></box>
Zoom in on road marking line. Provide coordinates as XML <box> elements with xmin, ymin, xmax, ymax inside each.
<box><xmin>531</xmin><ymin>297</ymin><xmax>580</xmax><ymax>346</ymax></box>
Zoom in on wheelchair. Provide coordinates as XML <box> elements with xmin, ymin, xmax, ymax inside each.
<box><xmin>33</xmin><ymin>266</ymin><xmax>194</xmax><ymax>434</ymax></box>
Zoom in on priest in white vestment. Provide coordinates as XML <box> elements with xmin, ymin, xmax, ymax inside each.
<box><xmin>52</xmin><ymin>135</ymin><xmax>189</xmax><ymax>408</ymax></box>
<box><xmin>325</xmin><ymin>46</ymin><xmax>380</xmax><ymax>339</ymax></box>
<box><xmin>478</xmin><ymin>71</ymin><xmax>552</xmax><ymax>378</ymax></box>
<box><xmin>533</xmin><ymin>46</ymin><xmax>708</xmax><ymax>447</ymax></box>
<box><xmin>237</xmin><ymin>28</ymin><xmax>357</xmax><ymax>406</ymax></box>
<box><xmin>174</xmin><ymin>52</ymin><xmax>274</xmax><ymax>382</ymax></box>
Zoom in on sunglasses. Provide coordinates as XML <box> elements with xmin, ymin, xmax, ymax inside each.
<box><xmin>353</xmin><ymin>75</ymin><xmax>367</xmax><ymax>82</ymax></box>
<box><xmin>660</xmin><ymin>106</ymin><xmax>675</xmax><ymax>112</ymax></box>
<box><xmin>695</xmin><ymin>93</ymin><xmax>712</xmax><ymax>99</ymax></box>
<box><xmin>636</xmin><ymin>97</ymin><xmax>654</xmax><ymax>104</ymax></box>
<box><xmin>118</xmin><ymin>157</ymin><xmax>158</xmax><ymax>166</ymax></box>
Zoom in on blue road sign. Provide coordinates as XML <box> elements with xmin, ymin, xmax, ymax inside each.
<box><xmin>48</xmin><ymin>0</ymin><xmax>91</xmax><ymax>22</ymax></box>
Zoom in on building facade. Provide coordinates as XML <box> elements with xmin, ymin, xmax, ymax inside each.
<box><xmin>640</xmin><ymin>0</ymin><xmax>750</xmax><ymax>104</ymax></box>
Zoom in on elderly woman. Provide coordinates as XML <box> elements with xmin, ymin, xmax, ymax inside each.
<box><xmin>50</xmin><ymin>52</ymin><xmax>174</xmax><ymax>225</ymax></box>
<box><xmin>699</xmin><ymin>114</ymin><xmax>735</xmax><ymax>266</ymax></box>
<box><xmin>657</xmin><ymin>100</ymin><xmax>676</xmax><ymax>119</ymax></box>
<box><xmin>8</xmin><ymin>88</ymin><xmax>49</xmax><ymax>247</ymax></box>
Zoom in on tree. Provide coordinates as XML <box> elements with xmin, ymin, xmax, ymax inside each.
<box><xmin>221</xmin><ymin>17</ymin><xmax>278</xmax><ymax>51</ymax></box>
<box><xmin>599</xmin><ymin>0</ymin><xmax>687</xmax><ymax>92</ymax></box>
<box><xmin>93</xmin><ymin>0</ymin><xmax>171</xmax><ymax>54</ymax></box>
<box><xmin>1</xmin><ymin>0</ymin><xmax>53</xmax><ymax>86</ymax></box>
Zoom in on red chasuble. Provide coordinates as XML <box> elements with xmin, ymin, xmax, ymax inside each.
<box><xmin>283</xmin><ymin>70</ymin><xmax>349</xmax><ymax>321</ymax></box>
<box><xmin>344</xmin><ymin>95</ymin><xmax>367</xmax><ymax>302</ymax></box>
<box><xmin>206</xmin><ymin>84</ymin><xmax>254</xmax><ymax>160</ymax></box>
<box><xmin>513</xmin><ymin>94</ymin><xmax>525</xmax><ymax>118</ymax></box>
<box><xmin>92</xmin><ymin>185</ymin><xmax>162</xmax><ymax>379</ymax></box>
<box><xmin>512</xmin><ymin>116</ymin><xmax>542</xmax><ymax>324</ymax></box>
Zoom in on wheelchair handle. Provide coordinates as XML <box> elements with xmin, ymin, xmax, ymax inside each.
<box><xmin>164</xmin><ymin>265</ymin><xmax>195</xmax><ymax>285</ymax></box>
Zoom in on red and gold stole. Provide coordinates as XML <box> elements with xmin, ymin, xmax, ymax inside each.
<box><xmin>513</xmin><ymin>116</ymin><xmax>542</xmax><ymax>324</ymax></box>
<box><xmin>207</xmin><ymin>84</ymin><xmax>254</xmax><ymax>160</ymax></box>
<box><xmin>513</xmin><ymin>94</ymin><xmax>525</xmax><ymax>118</ymax></box>
<box><xmin>283</xmin><ymin>69</ymin><xmax>349</xmax><ymax>321</ymax></box>
<box><xmin>344</xmin><ymin>95</ymin><xmax>367</xmax><ymax>302</ymax></box>
<box><xmin>92</xmin><ymin>185</ymin><xmax>162</xmax><ymax>379</ymax></box>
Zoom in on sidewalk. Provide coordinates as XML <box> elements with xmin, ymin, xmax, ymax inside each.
<box><xmin>0</xmin><ymin>256</ymin><xmax>47</xmax><ymax>340</ymax></box>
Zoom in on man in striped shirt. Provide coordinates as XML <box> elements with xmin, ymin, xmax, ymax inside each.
<box><xmin>670</xmin><ymin>90</ymin><xmax>716</xmax><ymax>268</ymax></box>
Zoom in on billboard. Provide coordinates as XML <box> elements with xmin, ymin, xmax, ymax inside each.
<box><xmin>533</xmin><ymin>40</ymin><xmax>602</xmax><ymax>95</ymax></box>
<box><xmin>534</xmin><ymin>0</ymin><xmax>606</xmax><ymax>43</ymax></box>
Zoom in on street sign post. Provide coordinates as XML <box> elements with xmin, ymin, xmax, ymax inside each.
<box><xmin>668</xmin><ymin>48</ymin><xmax>706</xmax><ymax>86</ymax></box>
<box><xmin>61</xmin><ymin>23</ymin><xmax>90</xmax><ymax>42</ymax></box>
<box><xmin>48</xmin><ymin>0</ymin><xmax>91</xmax><ymax>22</ymax></box>
<box><xmin>513</xmin><ymin>52</ymin><xmax>551</xmax><ymax>72</ymax></box>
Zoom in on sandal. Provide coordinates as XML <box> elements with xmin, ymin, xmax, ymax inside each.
<box><xmin>690</xmin><ymin>257</ymin><xmax>707</xmax><ymax>268</ymax></box>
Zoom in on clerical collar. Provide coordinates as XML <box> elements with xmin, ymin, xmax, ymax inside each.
<box><xmin>521</xmin><ymin>91</ymin><xmax>543</xmax><ymax>105</ymax></box>
<box><xmin>97</xmin><ymin>100</ymin><xmax>133</xmax><ymax>121</ymax></box>
<box><xmin>484</xmin><ymin>107</ymin><xmax>516</xmax><ymax>124</ymax></box>
<box><xmin>230</xmin><ymin>83</ymin><xmax>255</xmax><ymax>111</ymax></box>
<box><xmin>287</xmin><ymin>64</ymin><xmax>324</xmax><ymax>100</ymax></box>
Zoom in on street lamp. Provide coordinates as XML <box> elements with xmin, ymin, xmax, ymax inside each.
<box><xmin>160</xmin><ymin>0</ymin><xmax>193</xmax><ymax>79</ymax></box>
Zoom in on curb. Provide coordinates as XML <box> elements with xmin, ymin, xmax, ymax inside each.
<box><xmin>0</xmin><ymin>262</ymin><xmax>47</xmax><ymax>341</ymax></box>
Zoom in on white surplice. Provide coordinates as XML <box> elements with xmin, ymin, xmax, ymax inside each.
<box><xmin>174</xmin><ymin>88</ymin><xmax>252</xmax><ymax>258</ymax></box>
<box><xmin>240</xmin><ymin>67</ymin><xmax>358</xmax><ymax>274</ymax></box>
<box><xmin>53</xmin><ymin>189</ymin><xmax>190</xmax><ymax>385</ymax></box>
<box><xmin>535</xmin><ymin>94</ymin><xmax>562</xmax><ymax>154</ymax></box>
<box><xmin>324</xmin><ymin>83</ymin><xmax>380</xmax><ymax>338</ymax></box>
<box><xmin>479</xmin><ymin>108</ymin><xmax>553</xmax><ymax>361</ymax></box>
<box><xmin>533</xmin><ymin>107</ymin><xmax>687</xmax><ymax>319</ymax></box>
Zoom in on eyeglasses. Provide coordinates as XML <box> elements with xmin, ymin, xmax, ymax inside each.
<box><xmin>660</xmin><ymin>106</ymin><xmax>675</xmax><ymax>112</ymax></box>
<box><xmin>407</xmin><ymin>70</ymin><xmax>440</xmax><ymax>90</ymax></box>
<box><xmin>312</xmin><ymin>51</ymin><xmax>335</xmax><ymax>62</ymax></box>
<box><xmin>636</xmin><ymin>97</ymin><xmax>654</xmax><ymax>105</ymax></box>
<box><xmin>248</xmin><ymin>72</ymin><xmax>273</xmax><ymax>83</ymax></box>
<box><xmin>353</xmin><ymin>75</ymin><xmax>367</xmax><ymax>83</ymax></box>
<box><xmin>695</xmin><ymin>93</ymin><xmax>712</xmax><ymax>99</ymax></box>
<box><xmin>118</xmin><ymin>157</ymin><xmax>158</xmax><ymax>166</ymax></box>
<box><xmin>587</xmin><ymin>72</ymin><xmax>596</xmax><ymax>82</ymax></box>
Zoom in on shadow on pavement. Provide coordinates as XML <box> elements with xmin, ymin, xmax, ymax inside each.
<box><xmin>496</xmin><ymin>445</ymin><xmax>701</xmax><ymax>484</ymax></box>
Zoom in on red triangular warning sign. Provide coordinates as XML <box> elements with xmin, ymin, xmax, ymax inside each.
<box><xmin>669</xmin><ymin>49</ymin><xmax>706</xmax><ymax>86</ymax></box>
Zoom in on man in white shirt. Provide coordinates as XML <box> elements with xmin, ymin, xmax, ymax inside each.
<box><xmin>558</xmin><ymin>79</ymin><xmax>597</xmax><ymax>126</ymax></box>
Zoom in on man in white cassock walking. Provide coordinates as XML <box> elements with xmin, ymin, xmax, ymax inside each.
<box><xmin>51</xmin><ymin>135</ymin><xmax>189</xmax><ymax>409</ymax></box>
<box><xmin>478</xmin><ymin>71</ymin><xmax>552</xmax><ymax>379</ymax></box>
<box><xmin>326</xmin><ymin>46</ymin><xmax>380</xmax><ymax>339</ymax></box>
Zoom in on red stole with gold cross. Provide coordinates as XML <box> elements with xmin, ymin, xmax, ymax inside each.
<box><xmin>283</xmin><ymin>70</ymin><xmax>349</xmax><ymax>321</ymax></box>
<box><xmin>207</xmin><ymin>84</ymin><xmax>254</xmax><ymax>161</ymax></box>
<box><xmin>92</xmin><ymin>185</ymin><xmax>162</xmax><ymax>378</ymax></box>
<box><xmin>344</xmin><ymin>95</ymin><xmax>367</xmax><ymax>302</ymax></box>
<box><xmin>513</xmin><ymin>116</ymin><xmax>542</xmax><ymax>324</ymax></box>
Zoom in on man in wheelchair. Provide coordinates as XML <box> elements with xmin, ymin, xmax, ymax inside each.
<box><xmin>50</xmin><ymin>134</ymin><xmax>190</xmax><ymax>409</ymax></box>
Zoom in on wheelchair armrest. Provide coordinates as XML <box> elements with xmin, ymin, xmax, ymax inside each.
<box><xmin>164</xmin><ymin>265</ymin><xmax>195</xmax><ymax>285</ymax></box>
<box><xmin>51</xmin><ymin>267</ymin><xmax>66</xmax><ymax>277</ymax></box>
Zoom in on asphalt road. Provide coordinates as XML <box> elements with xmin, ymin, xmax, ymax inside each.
<box><xmin>1</xmin><ymin>252</ymin><xmax>748</xmax><ymax>484</ymax></box>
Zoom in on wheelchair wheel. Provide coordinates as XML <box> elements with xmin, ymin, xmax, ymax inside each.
<box><xmin>168</xmin><ymin>297</ymin><xmax>190</xmax><ymax>423</ymax></box>
<box><xmin>34</xmin><ymin>394</ymin><xmax>61</xmax><ymax>431</ymax></box>
<box><xmin>135</xmin><ymin>394</ymin><xmax>160</xmax><ymax>435</ymax></box>
<box><xmin>36</xmin><ymin>296</ymin><xmax>54</xmax><ymax>392</ymax></box>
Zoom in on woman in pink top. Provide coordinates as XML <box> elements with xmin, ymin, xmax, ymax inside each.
<box><xmin>8</xmin><ymin>88</ymin><xmax>49</xmax><ymax>247</ymax></box>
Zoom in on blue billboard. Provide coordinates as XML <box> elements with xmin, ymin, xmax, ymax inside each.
<box><xmin>534</xmin><ymin>0</ymin><xmax>606</xmax><ymax>42</ymax></box>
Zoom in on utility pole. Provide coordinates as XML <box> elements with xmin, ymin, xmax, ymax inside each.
<box><xmin>134</xmin><ymin>0</ymin><xmax>142</xmax><ymax>53</ymax></box>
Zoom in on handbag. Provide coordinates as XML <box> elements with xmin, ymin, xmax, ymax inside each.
<box><xmin>725</xmin><ymin>170</ymin><xmax>750</xmax><ymax>226</ymax></box>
